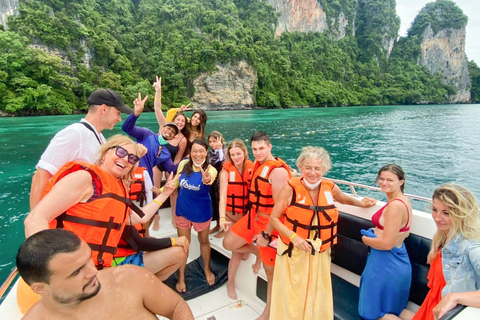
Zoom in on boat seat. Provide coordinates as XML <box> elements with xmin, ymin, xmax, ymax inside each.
<box><xmin>331</xmin><ymin>211</ymin><xmax>432</xmax><ymax>320</ymax></box>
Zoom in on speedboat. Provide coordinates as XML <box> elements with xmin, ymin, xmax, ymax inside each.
<box><xmin>1</xmin><ymin>179</ymin><xmax>479</xmax><ymax>319</ymax></box>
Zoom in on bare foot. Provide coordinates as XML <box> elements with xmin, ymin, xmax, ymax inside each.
<box><xmin>214</xmin><ymin>230</ymin><xmax>226</xmax><ymax>238</ymax></box>
<box><xmin>254</xmin><ymin>312</ymin><xmax>269</xmax><ymax>320</ymax></box>
<box><xmin>176</xmin><ymin>279</ymin><xmax>186</xmax><ymax>293</ymax></box>
<box><xmin>152</xmin><ymin>214</ymin><xmax>160</xmax><ymax>231</ymax></box>
<box><xmin>205</xmin><ymin>270</ymin><xmax>216</xmax><ymax>286</ymax></box>
<box><xmin>227</xmin><ymin>281</ymin><xmax>238</xmax><ymax>300</ymax></box>
<box><xmin>252</xmin><ymin>257</ymin><xmax>261</xmax><ymax>275</ymax></box>
<box><xmin>209</xmin><ymin>225</ymin><xmax>221</xmax><ymax>234</ymax></box>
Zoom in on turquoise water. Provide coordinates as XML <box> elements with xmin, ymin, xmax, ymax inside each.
<box><xmin>1</xmin><ymin>104</ymin><xmax>480</xmax><ymax>289</ymax></box>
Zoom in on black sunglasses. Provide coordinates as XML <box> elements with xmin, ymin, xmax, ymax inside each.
<box><xmin>111</xmin><ymin>145</ymin><xmax>140</xmax><ymax>164</ymax></box>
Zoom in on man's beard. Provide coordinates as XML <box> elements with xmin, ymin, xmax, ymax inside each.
<box><xmin>53</xmin><ymin>279</ymin><xmax>101</xmax><ymax>305</ymax></box>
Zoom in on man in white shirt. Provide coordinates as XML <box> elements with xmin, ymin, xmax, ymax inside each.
<box><xmin>29</xmin><ymin>89</ymin><xmax>133</xmax><ymax>209</ymax></box>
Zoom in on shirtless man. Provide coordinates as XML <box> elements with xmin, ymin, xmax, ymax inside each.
<box><xmin>17</xmin><ymin>229</ymin><xmax>193</xmax><ymax>320</ymax></box>
<box><xmin>223</xmin><ymin>131</ymin><xmax>291</xmax><ymax>320</ymax></box>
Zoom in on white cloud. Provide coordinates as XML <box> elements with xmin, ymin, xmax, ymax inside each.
<box><xmin>396</xmin><ymin>0</ymin><xmax>480</xmax><ymax>64</ymax></box>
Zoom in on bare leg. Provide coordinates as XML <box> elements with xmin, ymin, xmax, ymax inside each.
<box><xmin>176</xmin><ymin>227</ymin><xmax>191</xmax><ymax>292</ymax></box>
<box><xmin>151</xmin><ymin>167</ymin><xmax>164</xmax><ymax>231</ymax></box>
<box><xmin>170</xmin><ymin>189</ymin><xmax>178</xmax><ymax>228</ymax></box>
<box><xmin>214</xmin><ymin>230</ymin><xmax>226</xmax><ymax>238</ymax></box>
<box><xmin>399</xmin><ymin>309</ymin><xmax>415</xmax><ymax>320</ymax></box>
<box><xmin>198</xmin><ymin>228</ymin><xmax>215</xmax><ymax>285</ymax></box>
<box><xmin>152</xmin><ymin>214</ymin><xmax>161</xmax><ymax>231</ymax></box>
<box><xmin>380</xmin><ymin>314</ymin><xmax>402</xmax><ymax>320</ymax></box>
<box><xmin>223</xmin><ymin>231</ymin><xmax>261</xmax><ymax>270</ymax></box>
<box><xmin>210</xmin><ymin>224</ymin><xmax>221</xmax><ymax>234</ymax></box>
<box><xmin>227</xmin><ymin>252</ymin><xmax>242</xmax><ymax>299</ymax></box>
<box><xmin>143</xmin><ymin>246</ymin><xmax>187</xmax><ymax>281</ymax></box>
<box><xmin>256</xmin><ymin>263</ymin><xmax>273</xmax><ymax>320</ymax></box>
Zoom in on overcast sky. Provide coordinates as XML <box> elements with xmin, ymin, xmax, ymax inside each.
<box><xmin>396</xmin><ymin>0</ymin><xmax>479</xmax><ymax>64</ymax></box>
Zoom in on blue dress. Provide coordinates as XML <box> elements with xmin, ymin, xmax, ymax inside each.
<box><xmin>358</xmin><ymin>229</ymin><xmax>411</xmax><ymax>320</ymax></box>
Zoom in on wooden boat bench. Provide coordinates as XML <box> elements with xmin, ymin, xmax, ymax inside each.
<box><xmin>331</xmin><ymin>211</ymin><xmax>431</xmax><ymax>320</ymax></box>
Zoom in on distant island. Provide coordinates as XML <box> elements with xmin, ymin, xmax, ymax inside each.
<box><xmin>0</xmin><ymin>0</ymin><xmax>479</xmax><ymax>116</ymax></box>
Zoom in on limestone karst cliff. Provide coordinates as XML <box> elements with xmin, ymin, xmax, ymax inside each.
<box><xmin>0</xmin><ymin>0</ymin><xmax>19</xmax><ymax>28</ymax></box>
<box><xmin>410</xmin><ymin>0</ymin><xmax>471</xmax><ymax>103</ymax></box>
<box><xmin>266</xmin><ymin>0</ymin><xmax>354</xmax><ymax>40</ymax></box>
<box><xmin>191</xmin><ymin>62</ymin><xmax>256</xmax><ymax>109</ymax></box>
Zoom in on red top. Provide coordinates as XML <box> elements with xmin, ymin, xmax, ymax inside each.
<box><xmin>412</xmin><ymin>253</ymin><xmax>446</xmax><ymax>320</ymax></box>
<box><xmin>371</xmin><ymin>199</ymin><xmax>410</xmax><ymax>232</ymax></box>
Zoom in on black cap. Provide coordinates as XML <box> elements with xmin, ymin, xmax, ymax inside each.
<box><xmin>164</xmin><ymin>122</ymin><xmax>179</xmax><ymax>135</ymax></box>
<box><xmin>87</xmin><ymin>89</ymin><xmax>133</xmax><ymax>114</ymax></box>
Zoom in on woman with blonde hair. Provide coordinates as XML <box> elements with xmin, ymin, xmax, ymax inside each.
<box><xmin>24</xmin><ymin>134</ymin><xmax>178</xmax><ymax>270</ymax></box>
<box><xmin>411</xmin><ymin>184</ymin><xmax>480</xmax><ymax>320</ymax></box>
<box><xmin>218</xmin><ymin>139</ymin><xmax>257</xmax><ymax>299</ymax></box>
<box><xmin>270</xmin><ymin>146</ymin><xmax>376</xmax><ymax>319</ymax></box>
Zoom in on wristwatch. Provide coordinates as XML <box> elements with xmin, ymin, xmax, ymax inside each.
<box><xmin>260</xmin><ymin>230</ymin><xmax>272</xmax><ymax>242</ymax></box>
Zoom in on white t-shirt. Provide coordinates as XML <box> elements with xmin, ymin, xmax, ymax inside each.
<box><xmin>36</xmin><ymin>119</ymin><xmax>106</xmax><ymax>175</ymax></box>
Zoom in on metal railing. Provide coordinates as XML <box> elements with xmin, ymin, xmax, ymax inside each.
<box><xmin>0</xmin><ymin>268</ymin><xmax>18</xmax><ymax>302</ymax></box>
<box><xmin>325</xmin><ymin>178</ymin><xmax>432</xmax><ymax>204</ymax></box>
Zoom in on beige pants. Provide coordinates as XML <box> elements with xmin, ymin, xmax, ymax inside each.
<box><xmin>270</xmin><ymin>239</ymin><xmax>333</xmax><ymax>320</ymax></box>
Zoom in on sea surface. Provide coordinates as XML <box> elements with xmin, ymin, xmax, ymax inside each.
<box><xmin>1</xmin><ymin>104</ymin><xmax>480</xmax><ymax>292</ymax></box>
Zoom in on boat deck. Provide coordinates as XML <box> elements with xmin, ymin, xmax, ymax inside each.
<box><xmin>148</xmin><ymin>207</ymin><xmax>265</xmax><ymax>320</ymax></box>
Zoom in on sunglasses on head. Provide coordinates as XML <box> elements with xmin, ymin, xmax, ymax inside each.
<box><xmin>111</xmin><ymin>145</ymin><xmax>140</xmax><ymax>164</ymax></box>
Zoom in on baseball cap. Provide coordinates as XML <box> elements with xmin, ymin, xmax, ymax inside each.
<box><xmin>87</xmin><ymin>89</ymin><xmax>133</xmax><ymax>114</ymax></box>
<box><xmin>164</xmin><ymin>122</ymin><xmax>179</xmax><ymax>135</ymax></box>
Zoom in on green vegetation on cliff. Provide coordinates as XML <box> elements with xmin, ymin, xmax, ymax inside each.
<box><xmin>0</xmin><ymin>0</ymin><xmax>474</xmax><ymax>115</ymax></box>
<box><xmin>409</xmin><ymin>0</ymin><xmax>468</xmax><ymax>38</ymax></box>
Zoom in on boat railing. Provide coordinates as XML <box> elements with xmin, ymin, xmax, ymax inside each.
<box><xmin>325</xmin><ymin>178</ymin><xmax>432</xmax><ymax>204</ymax></box>
<box><xmin>0</xmin><ymin>267</ymin><xmax>18</xmax><ymax>302</ymax></box>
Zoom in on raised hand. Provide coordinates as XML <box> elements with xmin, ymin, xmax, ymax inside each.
<box><xmin>163</xmin><ymin>172</ymin><xmax>180</xmax><ymax>196</ymax></box>
<box><xmin>199</xmin><ymin>165</ymin><xmax>212</xmax><ymax>184</ymax></box>
<box><xmin>180</xmin><ymin>103</ymin><xmax>192</xmax><ymax>112</ymax></box>
<box><xmin>136</xmin><ymin>143</ymin><xmax>148</xmax><ymax>158</ymax></box>
<box><xmin>152</xmin><ymin>76</ymin><xmax>162</xmax><ymax>94</ymax></box>
<box><xmin>133</xmin><ymin>92</ymin><xmax>148</xmax><ymax>117</ymax></box>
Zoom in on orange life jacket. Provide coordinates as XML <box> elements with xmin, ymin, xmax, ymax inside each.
<box><xmin>130</xmin><ymin>167</ymin><xmax>147</xmax><ymax>206</ymax></box>
<box><xmin>248</xmin><ymin>158</ymin><xmax>291</xmax><ymax>216</ymax></box>
<box><xmin>224</xmin><ymin>160</ymin><xmax>254</xmax><ymax>215</ymax></box>
<box><xmin>115</xmin><ymin>223</ymin><xmax>146</xmax><ymax>258</ymax></box>
<box><xmin>46</xmin><ymin>161</ymin><xmax>140</xmax><ymax>269</ymax></box>
<box><xmin>280</xmin><ymin>177</ymin><xmax>338</xmax><ymax>256</ymax></box>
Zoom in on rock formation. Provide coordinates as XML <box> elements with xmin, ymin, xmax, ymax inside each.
<box><xmin>0</xmin><ymin>0</ymin><xmax>19</xmax><ymax>29</ymax></box>
<box><xmin>266</xmin><ymin>0</ymin><xmax>352</xmax><ymax>40</ymax></box>
<box><xmin>191</xmin><ymin>61</ymin><xmax>257</xmax><ymax>109</ymax></box>
<box><xmin>420</xmin><ymin>25</ymin><xmax>471</xmax><ymax>103</ymax></box>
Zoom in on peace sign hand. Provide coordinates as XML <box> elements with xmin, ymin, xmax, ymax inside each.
<box><xmin>163</xmin><ymin>172</ymin><xmax>180</xmax><ymax>196</ymax></box>
<box><xmin>133</xmin><ymin>92</ymin><xmax>148</xmax><ymax>117</ymax></box>
<box><xmin>199</xmin><ymin>165</ymin><xmax>212</xmax><ymax>184</ymax></box>
<box><xmin>152</xmin><ymin>76</ymin><xmax>162</xmax><ymax>94</ymax></box>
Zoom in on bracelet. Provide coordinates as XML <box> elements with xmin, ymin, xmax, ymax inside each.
<box><xmin>220</xmin><ymin>218</ymin><xmax>227</xmax><ymax>223</ymax></box>
<box><xmin>290</xmin><ymin>233</ymin><xmax>297</xmax><ymax>241</ymax></box>
<box><xmin>171</xmin><ymin>237</ymin><xmax>175</xmax><ymax>246</ymax></box>
<box><xmin>152</xmin><ymin>199</ymin><xmax>163</xmax><ymax>206</ymax></box>
<box><xmin>155</xmin><ymin>97</ymin><xmax>162</xmax><ymax>101</ymax></box>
